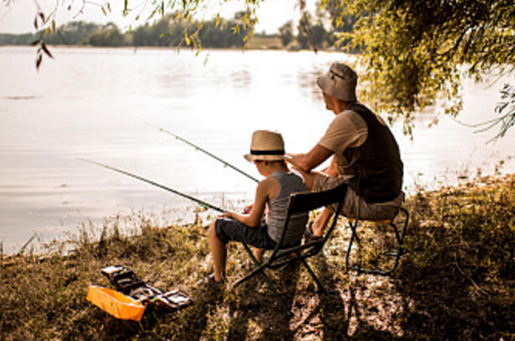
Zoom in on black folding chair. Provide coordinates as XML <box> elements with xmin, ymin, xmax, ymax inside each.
<box><xmin>345</xmin><ymin>206</ymin><xmax>409</xmax><ymax>276</ymax></box>
<box><xmin>232</xmin><ymin>183</ymin><xmax>348</xmax><ymax>316</ymax></box>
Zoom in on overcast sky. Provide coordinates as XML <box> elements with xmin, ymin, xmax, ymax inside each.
<box><xmin>0</xmin><ymin>0</ymin><xmax>313</xmax><ymax>34</ymax></box>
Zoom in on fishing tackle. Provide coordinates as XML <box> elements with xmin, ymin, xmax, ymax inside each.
<box><xmin>147</xmin><ymin>123</ymin><xmax>259</xmax><ymax>183</ymax></box>
<box><xmin>78</xmin><ymin>158</ymin><xmax>225</xmax><ymax>213</ymax></box>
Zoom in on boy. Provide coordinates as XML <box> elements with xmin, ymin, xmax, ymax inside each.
<box><xmin>207</xmin><ymin>130</ymin><xmax>308</xmax><ymax>285</ymax></box>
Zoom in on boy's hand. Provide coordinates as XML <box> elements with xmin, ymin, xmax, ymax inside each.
<box><xmin>242</xmin><ymin>204</ymin><xmax>253</xmax><ymax>214</ymax></box>
<box><xmin>219</xmin><ymin>212</ymin><xmax>233</xmax><ymax>219</ymax></box>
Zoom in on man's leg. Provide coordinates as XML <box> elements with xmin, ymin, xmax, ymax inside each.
<box><xmin>209</xmin><ymin>220</ymin><xmax>226</xmax><ymax>282</ymax></box>
<box><xmin>305</xmin><ymin>173</ymin><xmax>347</xmax><ymax>237</ymax></box>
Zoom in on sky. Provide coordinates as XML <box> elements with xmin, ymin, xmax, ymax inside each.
<box><xmin>0</xmin><ymin>0</ymin><xmax>314</xmax><ymax>34</ymax></box>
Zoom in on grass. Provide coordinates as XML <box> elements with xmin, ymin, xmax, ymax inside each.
<box><xmin>1</xmin><ymin>174</ymin><xmax>514</xmax><ymax>340</ymax></box>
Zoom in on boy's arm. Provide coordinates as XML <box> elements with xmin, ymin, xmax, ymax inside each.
<box><xmin>220</xmin><ymin>178</ymin><xmax>274</xmax><ymax>228</ymax></box>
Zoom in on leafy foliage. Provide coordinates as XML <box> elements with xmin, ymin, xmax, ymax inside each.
<box><xmin>323</xmin><ymin>0</ymin><xmax>515</xmax><ymax>130</ymax></box>
<box><xmin>296</xmin><ymin>12</ymin><xmax>331</xmax><ymax>51</ymax></box>
<box><xmin>477</xmin><ymin>84</ymin><xmax>515</xmax><ymax>140</ymax></box>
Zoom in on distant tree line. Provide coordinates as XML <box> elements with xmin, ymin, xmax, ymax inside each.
<box><xmin>0</xmin><ymin>14</ymin><xmax>249</xmax><ymax>48</ymax></box>
<box><xmin>0</xmin><ymin>11</ymin><xmax>358</xmax><ymax>51</ymax></box>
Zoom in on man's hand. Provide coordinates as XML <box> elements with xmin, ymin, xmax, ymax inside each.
<box><xmin>286</xmin><ymin>145</ymin><xmax>333</xmax><ymax>173</ymax></box>
<box><xmin>285</xmin><ymin>153</ymin><xmax>309</xmax><ymax>171</ymax></box>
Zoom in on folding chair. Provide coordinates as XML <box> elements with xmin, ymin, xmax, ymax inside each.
<box><xmin>232</xmin><ymin>183</ymin><xmax>348</xmax><ymax>316</ymax></box>
<box><xmin>345</xmin><ymin>206</ymin><xmax>409</xmax><ymax>276</ymax></box>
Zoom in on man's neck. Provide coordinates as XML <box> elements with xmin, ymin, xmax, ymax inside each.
<box><xmin>332</xmin><ymin>100</ymin><xmax>351</xmax><ymax>115</ymax></box>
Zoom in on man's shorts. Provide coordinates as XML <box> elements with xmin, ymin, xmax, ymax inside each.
<box><xmin>313</xmin><ymin>173</ymin><xmax>404</xmax><ymax>221</ymax></box>
<box><xmin>214</xmin><ymin>218</ymin><xmax>278</xmax><ymax>250</ymax></box>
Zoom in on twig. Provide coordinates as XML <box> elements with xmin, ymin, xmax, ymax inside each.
<box><xmin>17</xmin><ymin>233</ymin><xmax>37</xmax><ymax>256</ymax></box>
<box><xmin>454</xmin><ymin>252</ymin><xmax>492</xmax><ymax>296</ymax></box>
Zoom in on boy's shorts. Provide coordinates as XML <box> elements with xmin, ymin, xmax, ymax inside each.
<box><xmin>214</xmin><ymin>218</ymin><xmax>278</xmax><ymax>250</ymax></box>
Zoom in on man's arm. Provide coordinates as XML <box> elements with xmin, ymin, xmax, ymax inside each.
<box><xmin>285</xmin><ymin>144</ymin><xmax>333</xmax><ymax>172</ymax></box>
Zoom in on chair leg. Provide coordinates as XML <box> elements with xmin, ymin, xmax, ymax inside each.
<box><xmin>346</xmin><ymin>209</ymin><xmax>410</xmax><ymax>276</ymax></box>
<box><xmin>233</xmin><ymin>243</ymin><xmax>293</xmax><ymax>316</ymax></box>
<box><xmin>345</xmin><ymin>220</ymin><xmax>360</xmax><ymax>272</ymax></box>
<box><xmin>300</xmin><ymin>258</ymin><xmax>326</xmax><ymax>295</ymax></box>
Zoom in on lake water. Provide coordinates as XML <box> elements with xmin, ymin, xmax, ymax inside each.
<box><xmin>1</xmin><ymin>46</ymin><xmax>514</xmax><ymax>253</ymax></box>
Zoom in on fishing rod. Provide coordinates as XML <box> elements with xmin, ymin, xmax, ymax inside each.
<box><xmin>78</xmin><ymin>158</ymin><xmax>225</xmax><ymax>213</ymax></box>
<box><xmin>147</xmin><ymin>123</ymin><xmax>259</xmax><ymax>183</ymax></box>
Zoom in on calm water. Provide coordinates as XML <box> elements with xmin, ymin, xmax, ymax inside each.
<box><xmin>1</xmin><ymin>46</ymin><xmax>514</xmax><ymax>253</ymax></box>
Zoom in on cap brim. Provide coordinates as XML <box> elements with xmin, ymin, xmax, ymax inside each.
<box><xmin>244</xmin><ymin>154</ymin><xmax>253</xmax><ymax>162</ymax></box>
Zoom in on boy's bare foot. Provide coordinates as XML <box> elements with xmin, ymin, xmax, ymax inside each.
<box><xmin>253</xmin><ymin>249</ymin><xmax>264</xmax><ymax>263</ymax></box>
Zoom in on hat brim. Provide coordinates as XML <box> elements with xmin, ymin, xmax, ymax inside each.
<box><xmin>244</xmin><ymin>154</ymin><xmax>285</xmax><ymax>163</ymax></box>
<box><xmin>317</xmin><ymin>75</ymin><xmax>357</xmax><ymax>102</ymax></box>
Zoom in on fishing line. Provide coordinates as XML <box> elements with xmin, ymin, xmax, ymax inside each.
<box><xmin>78</xmin><ymin>158</ymin><xmax>225</xmax><ymax>213</ymax></box>
<box><xmin>147</xmin><ymin>123</ymin><xmax>259</xmax><ymax>183</ymax></box>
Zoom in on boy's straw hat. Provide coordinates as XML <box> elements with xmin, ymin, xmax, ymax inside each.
<box><xmin>317</xmin><ymin>62</ymin><xmax>358</xmax><ymax>102</ymax></box>
<box><xmin>244</xmin><ymin>130</ymin><xmax>285</xmax><ymax>162</ymax></box>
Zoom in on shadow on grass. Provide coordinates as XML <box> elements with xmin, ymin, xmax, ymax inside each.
<box><xmin>393</xmin><ymin>183</ymin><xmax>515</xmax><ymax>340</ymax></box>
<box><xmin>394</xmin><ymin>225</ymin><xmax>515</xmax><ymax>339</ymax></box>
<box><xmin>226</xmin><ymin>262</ymin><xmax>301</xmax><ymax>341</ymax></box>
<box><xmin>306</xmin><ymin>254</ymin><xmax>402</xmax><ymax>341</ymax></box>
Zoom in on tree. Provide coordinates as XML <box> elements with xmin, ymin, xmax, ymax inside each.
<box><xmin>296</xmin><ymin>12</ymin><xmax>330</xmax><ymax>50</ymax></box>
<box><xmin>322</xmin><ymin>0</ymin><xmax>360</xmax><ymax>52</ymax></box>
<box><xmin>87</xmin><ymin>23</ymin><xmax>126</xmax><ymax>47</ymax></box>
<box><xmin>324</xmin><ymin>0</ymin><xmax>515</xmax><ymax>134</ymax></box>
<box><xmin>48</xmin><ymin>21</ymin><xmax>102</xmax><ymax>45</ymax></box>
<box><xmin>278</xmin><ymin>20</ymin><xmax>294</xmax><ymax>47</ymax></box>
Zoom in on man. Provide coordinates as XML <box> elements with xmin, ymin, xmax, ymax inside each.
<box><xmin>286</xmin><ymin>62</ymin><xmax>404</xmax><ymax>237</ymax></box>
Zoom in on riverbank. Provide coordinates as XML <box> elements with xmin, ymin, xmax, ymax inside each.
<box><xmin>1</xmin><ymin>173</ymin><xmax>514</xmax><ymax>340</ymax></box>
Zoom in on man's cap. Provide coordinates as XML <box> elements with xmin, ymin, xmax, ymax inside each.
<box><xmin>317</xmin><ymin>62</ymin><xmax>358</xmax><ymax>102</ymax></box>
<box><xmin>244</xmin><ymin>130</ymin><xmax>285</xmax><ymax>162</ymax></box>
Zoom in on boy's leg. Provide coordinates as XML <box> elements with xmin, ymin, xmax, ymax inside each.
<box><xmin>209</xmin><ymin>220</ymin><xmax>226</xmax><ymax>282</ymax></box>
<box><xmin>252</xmin><ymin>248</ymin><xmax>265</xmax><ymax>263</ymax></box>
<box><xmin>311</xmin><ymin>207</ymin><xmax>333</xmax><ymax>237</ymax></box>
